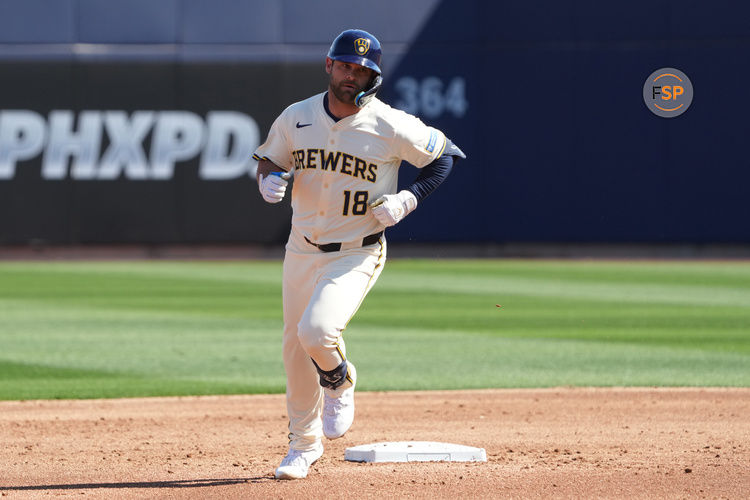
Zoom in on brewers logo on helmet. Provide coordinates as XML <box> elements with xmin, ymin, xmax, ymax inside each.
<box><xmin>354</xmin><ymin>38</ymin><xmax>370</xmax><ymax>55</ymax></box>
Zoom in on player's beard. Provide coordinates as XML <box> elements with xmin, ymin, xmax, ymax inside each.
<box><xmin>329</xmin><ymin>76</ymin><xmax>361</xmax><ymax>105</ymax></box>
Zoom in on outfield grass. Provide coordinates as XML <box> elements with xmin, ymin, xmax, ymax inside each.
<box><xmin>0</xmin><ymin>260</ymin><xmax>748</xmax><ymax>399</ymax></box>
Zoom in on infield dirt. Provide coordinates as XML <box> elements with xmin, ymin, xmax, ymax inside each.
<box><xmin>1</xmin><ymin>388</ymin><xmax>748</xmax><ymax>499</ymax></box>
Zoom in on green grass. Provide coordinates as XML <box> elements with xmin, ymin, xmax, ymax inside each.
<box><xmin>0</xmin><ymin>259</ymin><xmax>748</xmax><ymax>399</ymax></box>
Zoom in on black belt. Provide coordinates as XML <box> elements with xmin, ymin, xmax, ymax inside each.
<box><xmin>304</xmin><ymin>231</ymin><xmax>383</xmax><ymax>253</ymax></box>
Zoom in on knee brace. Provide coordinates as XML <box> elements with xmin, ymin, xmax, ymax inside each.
<box><xmin>311</xmin><ymin>359</ymin><xmax>349</xmax><ymax>390</ymax></box>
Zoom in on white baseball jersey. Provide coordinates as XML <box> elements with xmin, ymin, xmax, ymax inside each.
<box><xmin>253</xmin><ymin>92</ymin><xmax>446</xmax><ymax>244</ymax></box>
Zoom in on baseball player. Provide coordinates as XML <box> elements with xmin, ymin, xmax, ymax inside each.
<box><xmin>254</xmin><ymin>28</ymin><xmax>465</xmax><ymax>480</ymax></box>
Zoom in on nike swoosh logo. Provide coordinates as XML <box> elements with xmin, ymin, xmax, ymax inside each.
<box><xmin>296</xmin><ymin>122</ymin><xmax>312</xmax><ymax>128</ymax></box>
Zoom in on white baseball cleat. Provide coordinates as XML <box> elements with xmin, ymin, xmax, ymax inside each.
<box><xmin>274</xmin><ymin>444</ymin><xmax>324</xmax><ymax>480</ymax></box>
<box><xmin>323</xmin><ymin>362</ymin><xmax>357</xmax><ymax>439</ymax></box>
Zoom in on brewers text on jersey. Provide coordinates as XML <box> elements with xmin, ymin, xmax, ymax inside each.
<box><xmin>291</xmin><ymin>149</ymin><xmax>378</xmax><ymax>182</ymax></box>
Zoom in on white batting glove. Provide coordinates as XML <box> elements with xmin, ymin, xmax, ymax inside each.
<box><xmin>370</xmin><ymin>190</ymin><xmax>418</xmax><ymax>227</ymax></box>
<box><xmin>258</xmin><ymin>172</ymin><xmax>289</xmax><ymax>203</ymax></box>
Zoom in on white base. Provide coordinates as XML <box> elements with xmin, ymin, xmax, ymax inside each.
<box><xmin>345</xmin><ymin>441</ymin><xmax>487</xmax><ymax>463</ymax></box>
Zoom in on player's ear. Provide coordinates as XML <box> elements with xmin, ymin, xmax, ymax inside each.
<box><xmin>325</xmin><ymin>57</ymin><xmax>333</xmax><ymax>74</ymax></box>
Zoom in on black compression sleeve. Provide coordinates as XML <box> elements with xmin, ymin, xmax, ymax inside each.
<box><xmin>405</xmin><ymin>153</ymin><xmax>454</xmax><ymax>202</ymax></box>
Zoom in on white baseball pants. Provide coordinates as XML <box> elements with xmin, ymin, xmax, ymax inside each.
<box><xmin>281</xmin><ymin>226</ymin><xmax>386</xmax><ymax>451</ymax></box>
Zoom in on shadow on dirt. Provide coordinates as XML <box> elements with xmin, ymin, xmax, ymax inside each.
<box><xmin>0</xmin><ymin>477</ymin><xmax>276</xmax><ymax>491</ymax></box>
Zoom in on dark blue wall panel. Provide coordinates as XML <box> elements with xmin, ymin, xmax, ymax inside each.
<box><xmin>0</xmin><ymin>0</ymin><xmax>75</xmax><ymax>43</ymax></box>
<box><xmin>381</xmin><ymin>0</ymin><xmax>750</xmax><ymax>243</ymax></box>
<box><xmin>482</xmin><ymin>2</ymin><xmax>575</xmax><ymax>42</ymax></box>
<box><xmin>280</xmin><ymin>0</ymin><xmax>441</xmax><ymax>44</ymax></box>
<box><xmin>670</xmin><ymin>0</ymin><xmax>750</xmax><ymax>39</ymax></box>
<box><xmin>182</xmin><ymin>0</ymin><xmax>283</xmax><ymax>44</ymax></box>
<box><xmin>77</xmin><ymin>0</ymin><xmax>180</xmax><ymax>44</ymax></box>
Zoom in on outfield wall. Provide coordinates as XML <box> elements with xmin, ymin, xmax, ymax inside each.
<box><xmin>0</xmin><ymin>0</ymin><xmax>748</xmax><ymax>245</ymax></box>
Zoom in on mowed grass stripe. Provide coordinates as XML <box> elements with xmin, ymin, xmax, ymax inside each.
<box><xmin>0</xmin><ymin>360</ymin><xmax>283</xmax><ymax>400</ymax></box>
<box><xmin>390</xmin><ymin>259</ymin><xmax>750</xmax><ymax>282</ymax></box>
<box><xmin>376</xmin><ymin>261</ymin><xmax>750</xmax><ymax>307</ymax></box>
<box><xmin>348</xmin><ymin>327</ymin><xmax>750</xmax><ymax>390</ymax></box>
<box><xmin>355</xmin><ymin>297</ymin><xmax>750</xmax><ymax>353</ymax></box>
<box><xmin>0</xmin><ymin>260</ymin><xmax>748</xmax><ymax>399</ymax></box>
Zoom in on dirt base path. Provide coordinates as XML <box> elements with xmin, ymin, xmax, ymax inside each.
<box><xmin>1</xmin><ymin>388</ymin><xmax>748</xmax><ymax>499</ymax></box>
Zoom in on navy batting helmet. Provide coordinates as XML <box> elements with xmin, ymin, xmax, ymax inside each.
<box><xmin>327</xmin><ymin>29</ymin><xmax>382</xmax><ymax>75</ymax></box>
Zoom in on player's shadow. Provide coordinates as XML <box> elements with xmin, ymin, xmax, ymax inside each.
<box><xmin>0</xmin><ymin>477</ymin><xmax>274</xmax><ymax>491</ymax></box>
